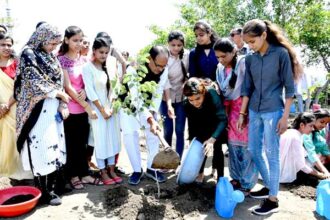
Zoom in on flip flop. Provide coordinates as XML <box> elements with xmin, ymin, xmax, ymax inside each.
<box><xmin>112</xmin><ymin>176</ymin><xmax>123</xmax><ymax>184</ymax></box>
<box><xmin>102</xmin><ymin>178</ymin><xmax>116</xmax><ymax>185</ymax></box>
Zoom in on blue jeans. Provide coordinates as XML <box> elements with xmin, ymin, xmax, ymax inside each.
<box><xmin>159</xmin><ymin>101</ymin><xmax>186</xmax><ymax>158</ymax></box>
<box><xmin>248</xmin><ymin>109</ymin><xmax>283</xmax><ymax>196</ymax></box>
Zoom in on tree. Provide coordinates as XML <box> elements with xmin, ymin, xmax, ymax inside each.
<box><xmin>294</xmin><ymin>2</ymin><xmax>329</xmax><ymax>104</ymax></box>
<box><xmin>140</xmin><ymin>0</ymin><xmax>329</xmax><ymax>104</ymax></box>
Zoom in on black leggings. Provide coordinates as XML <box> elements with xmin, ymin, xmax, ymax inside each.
<box><xmin>199</xmin><ymin>140</ymin><xmax>224</xmax><ymax>180</ymax></box>
<box><xmin>64</xmin><ymin>113</ymin><xmax>90</xmax><ymax>178</ymax></box>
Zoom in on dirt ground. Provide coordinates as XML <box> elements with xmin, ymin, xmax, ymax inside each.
<box><xmin>0</xmin><ymin>143</ymin><xmax>327</xmax><ymax>220</ymax></box>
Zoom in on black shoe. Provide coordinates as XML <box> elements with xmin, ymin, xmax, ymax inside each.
<box><xmin>128</xmin><ymin>170</ymin><xmax>143</xmax><ymax>185</ymax></box>
<box><xmin>250</xmin><ymin>187</ymin><xmax>269</xmax><ymax>199</ymax></box>
<box><xmin>252</xmin><ymin>198</ymin><xmax>279</xmax><ymax>215</ymax></box>
<box><xmin>145</xmin><ymin>169</ymin><xmax>167</xmax><ymax>183</ymax></box>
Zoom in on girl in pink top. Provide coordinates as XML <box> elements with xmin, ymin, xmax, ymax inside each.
<box><xmin>58</xmin><ymin>26</ymin><xmax>99</xmax><ymax>190</ymax></box>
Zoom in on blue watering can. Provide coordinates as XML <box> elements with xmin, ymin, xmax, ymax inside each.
<box><xmin>215</xmin><ymin>177</ymin><xmax>245</xmax><ymax>218</ymax></box>
<box><xmin>316</xmin><ymin>179</ymin><xmax>330</xmax><ymax>219</ymax></box>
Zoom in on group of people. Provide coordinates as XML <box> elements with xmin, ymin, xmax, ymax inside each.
<box><xmin>0</xmin><ymin>18</ymin><xmax>329</xmax><ymax>217</ymax></box>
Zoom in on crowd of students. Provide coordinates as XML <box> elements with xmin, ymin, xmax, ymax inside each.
<box><xmin>0</xmin><ymin>19</ymin><xmax>329</xmax><ymax>216</ymax></box>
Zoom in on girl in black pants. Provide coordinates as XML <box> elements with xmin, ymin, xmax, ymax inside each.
<box><xmin>183</xmin><ymin>77</ymin><xmax>227</xmax><ymax>183</ymax></box>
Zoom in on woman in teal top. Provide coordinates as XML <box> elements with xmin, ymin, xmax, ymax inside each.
<box><xmin>303</xmin><ymin>109</ymin><xmax>330</xmax><ymax>178</ymax></box>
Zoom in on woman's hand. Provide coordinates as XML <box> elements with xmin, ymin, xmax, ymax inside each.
<box><xmin>237</xmin><ymin>114</ymin><xmax>247</xmax><ymax>132</ymax></box>
<box><xmin>77</xmin><ymin>89</ymin><xmax>87</xmax><ymax>102</ymax></box>
<box><xmin>317</xmin><ymin>171</ymin><xmax>330</xmax><ymax>179</ymax></box>
<box><xmin>167</xmin><ymin>106</ymin><xmax>175</xmax><ymax>119</ymax></box>
<box><xmin>277</xmin><ymin>116</ymin><xmax>288</xmax><ymax>135</ymax></box>
<box><xmin>101</xmin><ymin>107</ymin><xmax>112</xmax><ymax>119</ymax></box>
<box><xmin>0</xmin><ymin>103</ymin><xmax>9</xmax><ymax>118</ymax></box>
<box><xmin>84</xmin><ymin>105</ymin><xmax>98</xmax><ymax>120</ymax></box>
<box><xmin>57</xmin><ymin>91</ymin><xmax>71</xmax><ymax>104</ymax></box>
<box><xmin>58</xmin><ymin>103</ymin><xmax>69</xmax><ymax>120</ymax></box>
<box><xmin>203</xmin><ymin>137</ymin><xmax>216</xmax><ymax>156</ymax></box>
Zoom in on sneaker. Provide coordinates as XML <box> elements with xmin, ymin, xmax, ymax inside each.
<box><xmin>252</xmin><ymin>198</ymin><xmax>279</xmax><ymax>215</ymax></box>
<box><xmin>128</xmin><ymin>170</ymin><xmax>144</xmax><ymax>185</ymax></box>
<box><xmin>249</xmin><ymin>187</ymin><xmax>269</xmax><ymax>199</ymax></box>
<box><xmin>145</xmin><ymin>169</ymin><xmax>167</xmax><ymax>183</ymax></box>
<box><xmin>49</xmin><ymin>192</ymin><xmax>62</xmax><ymax>206</ymax></box>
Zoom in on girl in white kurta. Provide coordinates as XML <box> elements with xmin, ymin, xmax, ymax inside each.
<box><xmin>82</xmin><ymin>37</ymin><xmax>122</xmax><ymax>185</ymax></box>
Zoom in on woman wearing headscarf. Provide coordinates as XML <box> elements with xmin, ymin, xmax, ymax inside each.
<box><xmin>14</xmin><ymin>23</ymin><xmax>70</xmax><ymax>206</ymax></box>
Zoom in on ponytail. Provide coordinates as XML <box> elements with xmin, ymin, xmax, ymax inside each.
<box><xmin>102</xmin><ymin>61</ymin><xmax>110</xmax><ymax>97</ymax></box>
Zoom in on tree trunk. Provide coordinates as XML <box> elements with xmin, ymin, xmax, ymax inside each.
<box><xmin>314</xmin><ymin>79</ymin><xmax>329</xmax><ymax>104</ymax></box>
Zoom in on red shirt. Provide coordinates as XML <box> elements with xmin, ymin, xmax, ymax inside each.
<box><xmin>0</xmin><ymin>59</ymin><xmax>17</xmax><ymax>79</ymax></box>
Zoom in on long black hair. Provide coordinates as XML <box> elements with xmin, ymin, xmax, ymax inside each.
<box><xmin>291</xmin><ymin>112</ymin><xmax>315</xmax><ymax>130</ymax></box>
<box><xmin>168</xmin><ymin>30</ymin><xmax>187</xmax><ymax>82</ymax></box>
<box><xmin>92</xmin><ymin>37</ymin><xmax>111</xmax><ymax>96</ymax></box>
<box><xmin>213</xmin><ymin>38</ymin><xmax>238</xmax><ymax>89</ymax></box>
<box><xmin>58</xmin><ymin>26</ymin><xmax>83</xmax><ymax>56</ymax></box>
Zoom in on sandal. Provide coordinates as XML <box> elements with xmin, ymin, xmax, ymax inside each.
<box><xmin>70</xmin><ymin>179</ymin><xmax>84</xmax><ymax>190</ymax></box>
<box><xmin>81</xmin><ymin>176</ymin><xmax>104</xmax><ymax>186</ymax></box>
<box><xmin>112</xmin><ymin>176</ymin><xmax>123</xmax><ymax>184</ymax></box>
<box><xmin>100</xmin><ymin>170</ymin><xmax>116</xmax><ymax>185</ymax></box>
<box><xmin>102</xmin><ymin>178</ymin><xmax>116</xmax><ymax>185</ymax></box>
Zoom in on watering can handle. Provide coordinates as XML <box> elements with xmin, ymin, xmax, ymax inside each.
<box><xmin>155</xmin><ymin>131</ymin><xmax>172</xmax><ymax>151</ymax></box>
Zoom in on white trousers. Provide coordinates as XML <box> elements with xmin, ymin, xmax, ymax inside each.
<box><xmin>123</xmin><ymin>129</ymin><xmax>159</xmax><ymax>172</ymax></box>
<box><xmin>97</xmin><ymin>156</ymin><xmax>115</xmax><ymax>169</ymax></box>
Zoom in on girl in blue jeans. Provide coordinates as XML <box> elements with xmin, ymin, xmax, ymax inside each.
<box><xmin>237</xmin><ymin>19</ymin><xmax>303</xmax><ymax>216</ymax></box>
<box><xmin>160</xmin><ymin>31</ymin><xmax>189</xmax><ymax>158</ymax></box>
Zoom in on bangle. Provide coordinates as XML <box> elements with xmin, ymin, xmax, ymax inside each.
<box><xmin>60</xmin><ymin>103</ymin><xmax>68</xmax><ymax>109</ymax></box>
<box><xmin>239</xmin><ymin>112</ymin><xmax>247</xmax><ymax>116</ymax></box>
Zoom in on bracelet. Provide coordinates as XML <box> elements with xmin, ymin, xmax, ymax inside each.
<box><xmin>239</xmin><ymin>112</ymin><xmax>247</xmax><ymax>116</ymax></box>
<box><xmin>60</xmin><ymin>103</ymin><xmax>68</xmax><ymax>109</ymax></box>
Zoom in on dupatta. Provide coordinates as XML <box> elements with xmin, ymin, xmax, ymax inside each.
<box><xmin>14</xmin><ymin>24</ymin><xmax>63</xmax><ymax>153</ymax></box>
<box><xmin>0</xmin><ymin>69</ymin><xmax>20</xmax><ymax>175</ymax></box>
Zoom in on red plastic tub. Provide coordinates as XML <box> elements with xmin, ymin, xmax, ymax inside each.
<box><xmin>0</xmin><ymin>186</ymin><xmax>41</xmax><ymax>217</ymax></box>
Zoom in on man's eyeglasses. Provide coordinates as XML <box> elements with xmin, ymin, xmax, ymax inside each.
<box><xmin>153</xmin><ymin>58</ymin><xmax>167</xmax><ymax>69</ymax></box>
